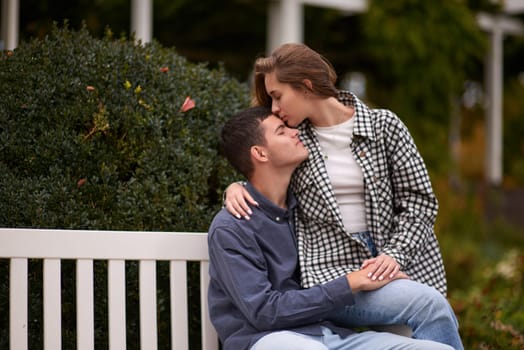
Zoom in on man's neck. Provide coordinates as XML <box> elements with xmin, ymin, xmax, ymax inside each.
<box><xmin>249</xmin><ymin>169</ymin><xmax>292</xmax><ymax>209</ymax></box>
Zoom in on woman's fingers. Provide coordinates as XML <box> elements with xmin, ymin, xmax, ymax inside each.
<box><xmin>224</xmin><ymin>183</ymin><xmax>258</xmax><ymax>219</ymax></box>
<box><xmin>368</xmin><ymin>254</ymin><xmax>400</xmax><ymax>281</ymax></box>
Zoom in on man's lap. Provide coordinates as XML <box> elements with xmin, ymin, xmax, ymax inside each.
<box><xmin>250</xmin><ymin>326</ymin><xmax>453</xmax><ymax>350</ymax></box>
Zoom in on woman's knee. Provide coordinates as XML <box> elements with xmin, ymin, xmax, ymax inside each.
<box><xmin>389</xmin><ymin>280</ymin><xmax>450</xmax><ymax>309</ymax></box>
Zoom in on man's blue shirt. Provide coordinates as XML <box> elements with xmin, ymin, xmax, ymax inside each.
<box><xmin>207</xmin><ymin>182</ymin><xmax>355</xmax><ymax>350</ymax></box>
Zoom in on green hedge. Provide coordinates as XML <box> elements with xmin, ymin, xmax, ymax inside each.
<box><xmin>0</xmin><ymin>24</ymin><xmax>249</xmax><ymax>349</ymax></box>
<box><xmin>0</xmin><ymin>23</ymin><xmax>249</xmax><ymax>231</ymax></box>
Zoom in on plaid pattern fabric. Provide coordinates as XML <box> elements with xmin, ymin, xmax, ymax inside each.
<box><xmin>290</xmin><ymin>91</ymin><xmax>447</xmax><ymax>295</ymax></box>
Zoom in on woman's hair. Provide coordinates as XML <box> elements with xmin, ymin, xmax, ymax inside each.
<box><xmin>220</xmin><ymin>106</ymin><xmax>272</xmax><ymax>179</ymax></box>
<box><xmin>252</xmin><ymin>43</ymin><xmax>338</xmax><ymax>107</ymax></box>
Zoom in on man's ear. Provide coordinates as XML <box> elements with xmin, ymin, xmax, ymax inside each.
<box><xmin>251</xmin><ymin>145</ymin><xmax>268</xmax><ymax>162</ymax></box>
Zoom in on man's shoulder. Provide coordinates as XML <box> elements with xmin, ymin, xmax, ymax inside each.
<box><xmin>210</xmin><ymin>207</ymin><xmax>236</xmax><ymax>226</ymax></box>
<box><xmin>208</xmin><ymin>208</ymin><xmax>255</xmax><ymax>244</ymax></box>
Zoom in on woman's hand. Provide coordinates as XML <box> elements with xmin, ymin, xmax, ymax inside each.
<box><xmin>360</xmin><ymin>254</ymin><xmax>401</xmax><ymax>281</ymax></box>
<box><xmin>224</xmin><ymin>182</ymin><xmax>259</xmax><ymax>220</ymax></box>
<box><xmin>347</xmin><ymin>263</ymin><xmax>409</xmax><ymax>292</ymax></box>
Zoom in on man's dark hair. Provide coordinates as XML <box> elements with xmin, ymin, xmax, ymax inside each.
<box><xmin>220</xmin><ymin>106</ymin><xmax>273</xmax><ymax>178</ymax></box>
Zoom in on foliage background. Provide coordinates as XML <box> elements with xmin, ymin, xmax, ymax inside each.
<box><xmin>1</xmin><ymin>0</ymin><xmax>524</xmax><ymax>348</ymax></box>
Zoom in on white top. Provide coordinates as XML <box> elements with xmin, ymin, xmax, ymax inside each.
<box><xmin>313</xmin><ymin>117</ymin><xmax>367</xmax><ymax>233</ymax></box>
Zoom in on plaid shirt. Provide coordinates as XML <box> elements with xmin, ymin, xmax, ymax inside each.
<box><xmin>290</xmin><ymin>91</ymin><xmax>447</xmax><ymax>295</ymax></box>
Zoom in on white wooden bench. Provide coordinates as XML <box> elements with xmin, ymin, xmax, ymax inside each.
<box><xmin>0</xmin><ymin>228</ymin><xmax>219</xmax><ymax>350</ymax></box>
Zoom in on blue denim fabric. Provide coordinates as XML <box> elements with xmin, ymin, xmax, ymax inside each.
<box><xmin>327</xmin><ymin>279</ymin><xmax>463</xmax><ymax>350</ymax></box>
<box><xmin>250</xmin><ymin>326</ymin><xmax>454</xmax><ymax>350</ymax></box>
<box><xmin>351</xmin><ymin>231</ymin><xmax>378</xmax><ymax>257</ymax></box>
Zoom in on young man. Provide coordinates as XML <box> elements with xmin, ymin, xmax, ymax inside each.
<box><xmin>207</xmin><ymin>106</ymin><xmax>457</xmax><ymax>350</ymax></box>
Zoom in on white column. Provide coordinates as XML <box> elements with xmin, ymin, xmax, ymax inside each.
<box><xmin>1</xmin><ymin>0</ymin><xmax>19</xmax><ymax>50</ymax></box>
<box><xmin>267</xmin><ymin>0</ymin><xmax>366</xmax><ymax>54</ymax></box>
<box><xmin>131</xmin><ymin>0</ymin><xmax>153</xmax><ymax>44</ymax></box>
<box><xmin>478</xmin><ymin>13</ymin><xmax>524</xmax><ymax>186</ymax></box>
<box><xmin>485</xmin><ymin>20</ymin><xmax>504</xmax><ymax>185</ymax></box>
<box><xmin>267</xmin><ymin>0</ymin><xmax>303</xmax><ymax>54</ymax></box>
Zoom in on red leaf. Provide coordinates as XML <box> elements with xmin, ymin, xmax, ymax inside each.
<box><xmin>180</xmin><ymin>96</ymin><xmax>196</xmax><ymax>112</ymax></box>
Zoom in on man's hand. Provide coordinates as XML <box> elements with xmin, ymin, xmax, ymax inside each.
<box><xmin>346</xmin><ymin>263</ymin><xmax>409</xmax><ymax>292</ymax></box>
<box><xmin>360</xmin><ymin>253</ymin><xmax>401</xmax><ymax>281</ymax></box>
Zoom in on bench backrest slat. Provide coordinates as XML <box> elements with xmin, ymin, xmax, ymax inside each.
<box><xmin>200</xmin><ymin>261</ymin><xmax>217</xmax><ymax>350</ymax></box>
<box><xmin>77</xmin><ymin>259</ymin><xmax>95</xmax><ymax>350</ymax></box>
<box><xmin>140</xmin><ymin>260</ymin><xmax>158</xmax><ymax>350</ymax></box>
<box><xmin>0</xmin><ymin>228</ymin><xmax>218</xmax><ymax>350</ymax></box>
<box><xmin>9</xmin><ymin>258</ymin><xmax>28</xmax><ymax>350</ymax></box>
<box><xmin>108</xmin><ymin>259</ymin><xmax>127</xmax><ymax>350</ymax></box>
<box><xmin>171</xmin><ymin>261</ymin><xmax>189</xmax><ymax>350</ymax></box>
<box><xmin>44</xmin><ymin>259</ymin><xmax>62</xmax><ymax>349</ymax></box>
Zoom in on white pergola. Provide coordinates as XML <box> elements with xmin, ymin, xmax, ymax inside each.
<box><xmin>0</xmin><ymin>0</ymin><xmax>18</xmax><ymax>50</ymax></box>
<box><xmin>477</xmin><ymin>7</ymin><xmax>524</xmax><ymax>185</ymax></box>
<box><xmin>0</xmin><ymin>0</ymin><xmax>154</xmax><ymax>49</ymax></box>
<box><xmin>267</xmin><ymin>0</ymin><xmax>366</xmax><ymax>53</ymax></box>
<box><xmin>1</xmin><ymin>0</ymin><xmax>523</xmax><ymax>185</ymax></box>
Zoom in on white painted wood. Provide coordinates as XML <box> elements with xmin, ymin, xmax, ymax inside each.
<box><xmin>139</xmin><ymin>260</ymin><xmax>158</xmax><ymax>350</ymax></box>
<box><xmin>0</xmin><ymin>229</ymin><xmax>208</xmax><ymax>261</ymax></box>
<box><xmin>76</xmin><ymin>259</ymin><xmax>95</xmax><ymax>350</ymax></box>
<box><xmin>170</xmin><ymin>261</ymin><xmax>188</xmax><ymax>350</ymax></box>
<box><xmin>504</xmin><ymin>0</ymin><xmax>524</xmax><ymax>14</ymax></box>
<box><xmin>108</xmin><ymin>260</ymin><xmax>126</xmax><ymax>350</ymax></box>
<box><xmin>267</xmin><ymin>0</ymin><xmax>367</xmax><ymax>53</ymax></box>
<box><xmin>200</xmin><ymin>261</ymin><xmax>218</xmax><ymax>350</ymax></box>
<box><xmin>267</xmin><ymin>0</ymin><xmax>303</xmax><ymax>53</ymax></box>
<box><xmin>477</xmin><ymin>13</ymin><xmax>524</xmax><ymax>185</ymax></box>
<box><xmin>131</xmin><ymin>0</ymin><xmax>153</xmax><ymax>43</ymax></box>
<box><xmin>477</xmin><ymin>12</ymin><xmax>524</xmax><ymax>36</ymax></box>
<box><xmin>9</xmin><ymin>258</ymin><xmax>28</xmax><ymax>350</ymax></box>
<box><xmin>486</xmin><ymin>22</ymin><xmax>504</xmax><ymax>185</ymax></box>
<box><xmin>0</xmin><ymin>228</ymin><xmax>218</xmax><ymax>349</ymax></box>
<box><xmin>0</xmin><ymin>0</ymin><xmax>19</xmax><ymax>50</ymax></box>
<box><xmin>43</xmin><ymin>259</ymin><xmax>62</xmax><ymax>350</ymax></box>
<box><xmin>302</xmin><ymin>0</ymin><xmax>366</xmax><ymax>12</ymax></box>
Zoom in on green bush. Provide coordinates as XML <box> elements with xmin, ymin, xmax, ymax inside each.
<box><xmin>0</xmin><ymin>23</ymin><xmax>250</xmax><ymax>231</ymax></box>
<box><xmin>0</xmin><ymin>23</ymin><xmax>249</xmax><ymax>349</ymax></box>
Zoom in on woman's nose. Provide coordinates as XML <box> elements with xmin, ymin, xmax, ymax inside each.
<box><xmin>271</xmin><ymin>101</ymin><xmax>280</xmax><ymax>115</ymax></box>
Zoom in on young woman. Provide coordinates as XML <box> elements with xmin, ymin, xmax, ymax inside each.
<box><xmin>224</xmin><ymin>43</ymin><xmax>447</xmax><ymax>296</ymax></box>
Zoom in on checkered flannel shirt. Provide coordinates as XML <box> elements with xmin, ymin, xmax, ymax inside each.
<box><xmin>290</xmin><ymin>91</ymin><xmax>447</xmax><ymax>295</ymax></box>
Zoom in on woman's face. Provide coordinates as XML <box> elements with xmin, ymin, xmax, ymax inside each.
<box><xmin>264</xmin><ymin>72</ymin><xmax>309</xmax><ymax>128</ymax></box>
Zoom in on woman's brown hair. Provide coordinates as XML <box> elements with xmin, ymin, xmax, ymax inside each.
<box><xmin>252</xmin><ymin>43</ymin><xmax>338</xmax><ymax>107</ymax></box>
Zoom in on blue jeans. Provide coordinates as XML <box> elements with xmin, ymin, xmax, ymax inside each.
<box><xmin>351</xmin><ymin>231</ymin><xmax>378</xmax><ymax>257</ymax></box>
<box><xmin>328</xmin><ymin>279</ymin><xmax>463</xmax><ymax>350</ymax></box>
<box><xmin>251</xmin><ymin>326</ymin><xmax>454</xmax><ymax>350</ymax></box>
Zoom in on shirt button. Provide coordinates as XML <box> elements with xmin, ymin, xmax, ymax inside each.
<box><xmin>359</xmin><ymin>151</ymin><xmax>366</xmax><ymax>158</ymax></box>
<box><xmin>275</xmin><ymin>217</ymin><xmax>281</xmax><ymax>221</ymax></box>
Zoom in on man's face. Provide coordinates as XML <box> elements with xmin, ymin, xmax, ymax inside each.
<box><xmin>259</xmin><ymin>115</ymin><xmax>308</xmax><ymax>169</ymax></box>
